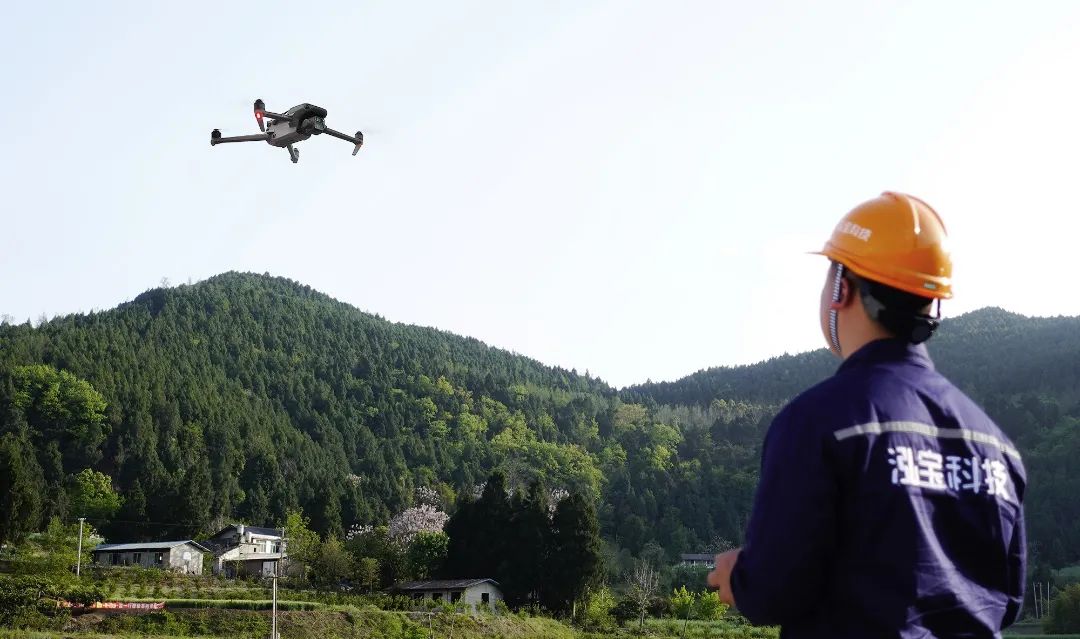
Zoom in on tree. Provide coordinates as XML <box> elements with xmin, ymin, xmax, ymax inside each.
<box><xmin>357</xmin><ymin>557</ymin><xmax>380</xmax><ymax>593</ymax></box>
<box><xmin>695</xmin><ymin>589</ymin><xmax>727</xmax><ymax>622</ymax></box>
<box><xmin>389</xmin><ymin>504</ymin><xmax>449</xmax><ymax>545</ymax></box>
<box><xmin>312</xmin><ymin>536</ymin><xmax>353</xmax><ymax>590</ymax></box>
<box><xmin>671</xmin><ymin>586</ymin><xmax>697</xmax><ymax>634</ymax></box>
<box><xmin>40</xmin><ymin>441</ymin><xmax>69</xmax><ymax>526</ymax></box>
<box><xmin>283</xmin><ymin>510</ymin><xmax>320</xmax><ymax>580</ymax></box>
<box><xmin>627</xmin><ymin>560</ymin><xmax>661</xmax><ymax>629</ymax></box>
<box><xmin>501</xmin><ymin>480</ymin><xmax>551</xmax><ymax>609</ymax></box>
<box><xmin>110</xmin><ymin>478</ymin><xmax>148</xmax><ymax>540</ymax></box>
<box><xmin>176</xmin><ymin>459</ymin><xmax>212</xmax><ymax>535</ymax></box>
<box><xmin>443</xmin><ymin>471</ymin><xmax>511</xmax><ymax>581</ymax></box>
<box><xmin>68</xmin><ymin>468</ymin><xmax>122</xmax><ymax>521</ymax></box>
<box><xmin>583</xmin><ymin>586</ymin><xmax>616</xmax><ymax>631</ymax></box>
<box><xmin>11</xmin><ymin>365</ymin><xmax>108</xmax><ymax>470</ymax></box>
<box><xmin>9</xmin><ymin>517</ymin><xmax>101</xmax><ymax>576</ymax></box>
<box><xmin>345</xmin><ymin>526</ymin><xmax>405</xmax><ymax>588</ymax></box>
<box><xmin>543</xmin><ymin>493</ymin><xmax>603</xmax><ymax>614</ymax></box>
<box><xmin>669</xmin><ymin>563</ymin><xmax>710</xmax><ymax>593</ymax></box>
<box><xmin>0</xmin><ymin>433</ymin><xmax>43</xmax><ymax>546</ymax></box>
<box><xmin>406</xmin><ymin>531</ymin><xmax>448</xmax><ymax>580</ymax></box>
<box><xmin>1047</xmin><ymin>584</ymin><xmax>1080</xmax><ymax>634</ymax></box>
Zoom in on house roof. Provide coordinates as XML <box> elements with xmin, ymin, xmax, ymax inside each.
<box><xmin>680</xmin><ymin>553</ymin><xmax>715</xmax><ymax>561</ymax></box>
<box><xmin>211</xmin><ymin>524</ymin><xmax>283</xmax><ymax>538</ymax></box>
<box><xmin>95</xmin><ymin>540</ymin><xmax>209</xmax><ymax>553</ymax></box>
<box><xmin>393</xmin><ymin>579</ymin><xmax>499</xmax><ymax>591</ymax></box>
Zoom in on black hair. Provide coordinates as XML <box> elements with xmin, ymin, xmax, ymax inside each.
<box><xmin>844</xmin><ymin>270</ymin><xmax>940</xmax><ymax>344</ymax></box>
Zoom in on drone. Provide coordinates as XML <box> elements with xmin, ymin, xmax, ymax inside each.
<box><xmin>210</xmin><ymin>99</ymin><xmax>363</xmax><ymax>164</ymax></box>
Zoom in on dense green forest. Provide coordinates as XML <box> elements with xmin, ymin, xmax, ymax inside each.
<box><xmin>1</xmin><ymin>272</ymin><xmax>1079</xmax><ymax>571</ymax></box>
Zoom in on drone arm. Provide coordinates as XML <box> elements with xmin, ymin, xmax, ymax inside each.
<box><xmin>262</xmin><ymin>111</ymin><xmax>289</xmax><ymax>121</ymax></box>
<box><xmin>321</xmin><ymin>127</ymin><xmax>359</xmax><ymax>143</ymax></box>
<box><xmin>322</xmin><ymin>127</ymin><xmax>365</xmax><ymax>155</ymax></box>
<box><xmin>211</xmin><ymin>133</ymin><xmax>272</xmax><ymax>145</ymax></box>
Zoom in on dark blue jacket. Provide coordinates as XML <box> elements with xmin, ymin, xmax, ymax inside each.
<box><xmin>730</xmin><ymin>338</ymin><xmax>1026</xmax><ymax>638</ymax></box>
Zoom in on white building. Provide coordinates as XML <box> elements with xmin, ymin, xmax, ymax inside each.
<box><xmin>393</xmin><ymin>579</ymin><xmax>503</xmax><ymax>611</ymax></box>
<box><xmin>205</xmin><ymin>524</ymin><xmax>290</xmax><ymax>578</ymax></box>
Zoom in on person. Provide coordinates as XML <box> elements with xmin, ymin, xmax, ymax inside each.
<box><xmin>706</xmin><ymin>192</ymin><xmax>1026</xmax><ymax>638</ymax></box>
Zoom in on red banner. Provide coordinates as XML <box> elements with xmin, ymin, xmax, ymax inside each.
<box><xmin>61</xmin><ymin>601</ymin><xmax>165</xmax><ymax>610</ymax></box>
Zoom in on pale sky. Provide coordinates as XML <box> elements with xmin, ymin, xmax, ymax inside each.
<box><xmin>3</xmin><ymin>1</ymin><xmax>1080</xmax><ymax>388</ymax></box>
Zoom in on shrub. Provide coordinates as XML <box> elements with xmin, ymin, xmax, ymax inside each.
<box><xmin>1046</xmin><ymin>583</ymin><xmax>1080</xmax><ymax>633</ymax></box>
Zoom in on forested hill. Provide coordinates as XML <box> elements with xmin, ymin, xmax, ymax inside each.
<box><xmin>2</xmin><ymin>272</ymin><xmax>1079</xmax><ymax>569</ymax></box>
<box><xmin>625</xmin><ymin>307</ymin><xmax>1080</xmax><ymax>411</ymax></box>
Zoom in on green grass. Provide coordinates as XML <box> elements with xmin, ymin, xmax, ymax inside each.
<box><xmin>640</xmin><ymin>618</ymin><xmax>779</xmax><ymax>639</ymax></box>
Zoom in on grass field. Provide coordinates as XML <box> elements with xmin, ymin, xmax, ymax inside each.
<box><xmin>1002</xmin><ymin>620</ymin><xmax>1080</xmax><ymax>637</ymax></box>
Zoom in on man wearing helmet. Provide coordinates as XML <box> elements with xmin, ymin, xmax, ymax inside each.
<box><xmin>706</xmin><ymin>193</ymin><xmax>1027</xmax><ymax>638</ymax></box>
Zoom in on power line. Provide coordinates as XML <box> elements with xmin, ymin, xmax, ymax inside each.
<box><xmin>67</xmin><ymin>517</ymin><xmax>200</xmax><ymax>530</ymax></box>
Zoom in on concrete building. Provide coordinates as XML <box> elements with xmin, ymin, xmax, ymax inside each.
<box><xmin>93</xmin><ymin>541</ymin><xmax>208</xmax><ymax>574</ymax></box>
<box><xmin>204</xmin><ymin>524</ymin><xmax>290</xmax><ymax>578</ymax></box>
<box><xmin>392</xmin><ymin>579</ymin><xmax>503</xmax><ymax>611</ymax></box>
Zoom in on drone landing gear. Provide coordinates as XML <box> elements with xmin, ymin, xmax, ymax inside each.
<box><xmin>287</xmin><ymin>144</ymin><xmax>300</xmax><ymax>164</ymax></box>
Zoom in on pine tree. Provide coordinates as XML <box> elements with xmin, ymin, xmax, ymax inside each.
<box><xmin>543</xmin><ymin>493</ymin><xmax>602</xmax><ymax>614</ymax></box>
<box><xmin>0</xmin><ymin>432</ymin><xmax>44</xmax><ymax>545</ymax></box>
<box><xmin>501</xmin><ymin>479</ymin><xmax>551</xmax><ymax>608</ymax></box>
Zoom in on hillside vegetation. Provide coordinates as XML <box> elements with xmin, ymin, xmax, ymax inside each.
<box><xmin>2</xmin><ymin>272</ymin><xmax>1079</xmax><ymax>569</ymax></box>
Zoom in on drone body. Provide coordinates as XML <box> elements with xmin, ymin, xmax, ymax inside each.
<box><xmin>211</xmin><ymin>99</ymin><xmax>363</xmax><ymax>163</ymax></box>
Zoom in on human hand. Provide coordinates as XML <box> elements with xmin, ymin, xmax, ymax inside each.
<box><xmin>706</xmin><ymin>548</ymin><xmax>741</xmax><ymax>606</ymax></box>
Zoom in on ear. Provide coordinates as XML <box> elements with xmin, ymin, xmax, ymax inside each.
<box><xmin>829</xmin><ymin>277</ymin><xmax>853</xmax><ymax>310</ymax></box>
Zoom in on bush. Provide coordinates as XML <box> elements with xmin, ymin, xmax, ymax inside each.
<box><xmin>1046</xmin><ymin>583</ymin><xmax>1080</xmax><ymax>633</ymax></box>
<box><xmin>582</xmin><ymin>586</ymin><xmax>616</xmax><ymax>631</ymax></box>
<box><xmin>0</xmin><ymin>576</ymin><xmax>101</xmax><ymax>629</ymax></box>
<box><xmin>611</xmin><ymin>598</ymin><xmax>638</xmax><ymax>625</ymax></box>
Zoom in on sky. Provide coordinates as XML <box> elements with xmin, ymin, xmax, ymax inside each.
<box><xmin>3</xmin><ymin>1</ymin><xmax>1080</xmax><ymax>388</ymax></box>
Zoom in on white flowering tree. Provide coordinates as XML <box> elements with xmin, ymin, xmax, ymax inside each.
<box><xmin>388</xmin><ymin>504</ymin><xmax>449</xmax><ymax>545</ymax></box>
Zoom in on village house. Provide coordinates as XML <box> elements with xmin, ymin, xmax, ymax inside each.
<box><xmin>92</xmin><ymin>540</ymin><xmax>208</xmax><ymax>575</ymax></box>
<box><xmin>680</xmin><ymin>553</ymin><xmax>716</xmax><ymax>569</ymax></box>
<box><xmin>392</xmin><ymin>579</ymin><xmax>503</xmax><ymax>611</ymax></box>
<box><xmin>204</xmin><ymin>524</ymin><xmax>290</xmax><ymax>578</ymax></box>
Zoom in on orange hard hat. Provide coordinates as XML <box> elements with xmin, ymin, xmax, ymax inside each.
<box><xmin>813</xmin><ymin>192</ymin><xmax>952</xmax><ymax>299</ymax></box>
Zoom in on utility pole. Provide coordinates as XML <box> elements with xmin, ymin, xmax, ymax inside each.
<box><xmin>271</xmin><ymin>526</ymin><xmax>285</xmax><ymax>639</ymax></box>
<box><xmin>76</xmin><ymin>517</ymin><xmax>85</xmax><ymax>578</ymax></box>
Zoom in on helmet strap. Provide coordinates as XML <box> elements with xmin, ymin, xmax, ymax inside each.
<box><xmin>859</xmin><ymin>283</ymin><xmax>942</xmax><ymax>344</ymax></box>
<box><xmin>828</xmin><ymin>263</ymin><xmax>844</xmax><ymax>355</ymax></box>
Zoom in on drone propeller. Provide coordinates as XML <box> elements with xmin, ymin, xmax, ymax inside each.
<box><xmin>254</xmin><ymin>99</ymin><xmax>266</xmax><ymax>132</ymax></box>
<box><xmin>352</xmin><ymin>131</ymin><xmax>364</xmax><ymax>156</ymax></box>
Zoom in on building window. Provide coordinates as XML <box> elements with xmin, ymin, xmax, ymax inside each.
<box><xmin>111</xmin><ymin>553</ymin><xmax>119</xmax><ymax>566</ymax></box>
<box><xmin>450</xmin><ymin>592</ymin><xmax>462</xmax><ymax>603</ymax></box>
<box><xmin>432</xmin><ymin>592</ymin><xmax>443</xmax><ymax>601</ymax></box>
<box><xmin>481</xmin><ymin>593</ymin><xmax>490</xmax><ymax>604</ymax></box>
<box><xmin>133</xmin><ymin>553</ymin><xmax>142</xmax><ymax>565</ymax></box>
<box><xmin>154</xmin><ymin>553</ymin><xmax>164</xmax><ymax>565</ymax></box>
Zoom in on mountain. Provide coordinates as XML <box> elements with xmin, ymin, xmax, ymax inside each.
<box><xmin>1</xmin><ymin>272</ymin><xmax>1079</xmax><ymax>568</ymax></box>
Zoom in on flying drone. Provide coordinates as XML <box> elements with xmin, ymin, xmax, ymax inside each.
<box><xmin>210</xmin><ymin>99</ymin><xmax>364</xmax><ymax>164</ymax></box>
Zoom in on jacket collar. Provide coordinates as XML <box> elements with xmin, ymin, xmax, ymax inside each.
<box><xmin>836</xmin><ymin>337</ymin><xmax>934</xmax><ymax>375</ymax></box>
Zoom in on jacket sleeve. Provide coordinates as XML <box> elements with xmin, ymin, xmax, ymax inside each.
<box><xmin>1003</xmin><ymin>501</ymin><xmax>1026</xmax><ymax>627</ymax></box>
<box><xmin>729</xmin><ymin>403</ymin><xmax>840</xmax><ymax>626</ymax></box>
